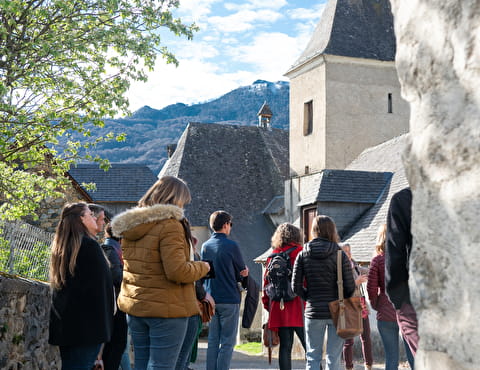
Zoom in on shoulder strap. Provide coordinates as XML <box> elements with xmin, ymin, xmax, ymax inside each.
<box><xmin>267</xmin><ymin>246</ymin><xmax>297</xmax><ymax>259</ymax></box>
<box><xmin>336</xmin><ymin>250</ymin><xmax>344</xmax><ymax>301</ymax></box>
<box><xmin>285</xmin><ymin>246</ymin><xmax>298</xmax><ymax>255</ymax></box>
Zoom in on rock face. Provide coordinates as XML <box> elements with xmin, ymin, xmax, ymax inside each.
<box><xmin>0</xmin><ymin>274</ymin><xmax>60</xmax><ymax>369</ymax></box>
<box><xmin>390</xmin><ymin>1</ymin><xmax>480</xmax><ymax>369</ymax></box>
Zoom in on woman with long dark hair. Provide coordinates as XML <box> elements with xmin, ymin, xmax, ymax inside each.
<box><xmin>111</xmin><ymin>176</ymin><xmax>210</xmax><ymax>369</ymax></box>
<box><xmin>292</xmin><ymin>215</ymin><xmax>355</xmax><ymax>370</ymax></box>
<box><xmin>367</xmin><ymin>224</ymin><xmax>413</xmax><ymax>370</ymax></box>
<box><xmin>49</xmin><ymin>202</ymin><xmax>114</xmax><ymax>369</ymax></box>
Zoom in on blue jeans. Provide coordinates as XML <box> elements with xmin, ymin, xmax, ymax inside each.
<box><xmin>377</xmin><ymin>320</ymin><xmax>400</xmax><ymax>370</ymax></box>
<box><xmin>176</xmin><ymin>315</ymin><xmax>201</xmax><ymax>370</ymax></box>
<box><xmin>206</xmin><ymin>303</ymin><xmax>240</xmax><ymax>370</ymax></box>
<box><xmin>59</xmin><ymin>343</ymin><xmax>101</xmax><ymax>370</ymax></box>
<box><xmin>403</xmin><ymin>334</ymin><xmax>415</xmax><ymax>369</ymax></box>
<box><xmin>119</xmin><ymin>330</ymin><xmax>132</xmax><ymax>370</ymax></box>
<box><xmin>304</xmin><ymin>318</ymin><xmax>344</xmax><ymax>370</ymax></box>
<box><xmin>127</xmin><ymin>315</ymin><xmax>188</xmax><ymax>370</ymax></box>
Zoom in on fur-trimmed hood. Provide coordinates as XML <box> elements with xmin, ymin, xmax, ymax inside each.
<box><xmin>111</xmin><ymin>204</ymin><xmax>184</xmax><ymax>240</ymax></box>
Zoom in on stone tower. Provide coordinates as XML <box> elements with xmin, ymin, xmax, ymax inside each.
<box><xmin>285</xmin><ymin>0</ymin><xmax>410</xmax><ymax>177</ymax></box>
<box><xmin>257</xmin><ymin>101</ymin><xmax>273</xmax><ymax>129</ymax></box>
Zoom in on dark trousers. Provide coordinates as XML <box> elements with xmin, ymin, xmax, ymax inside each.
<box><xmin>60</xmin><ymin>343</ymin><xmax>101</xmax><ymax>370</ymax></box>
<box><xmin>396</xmin><ymin>302</ymin><xmax>419</xmax><ymax>358</ymax></box>
<box><xmin>343</xmin><ymin>316</ymin><xmax>373</xmax><ymax>368</ymax></box>
<box><xmin>278</xmin><ymin>327</ymin><xmax>306</xmax><ymax>370</ymax></box>
<box><xmin>103</xmin><ymin>310</ymin><xmax>128</xmax><ymax>370</ymax></box>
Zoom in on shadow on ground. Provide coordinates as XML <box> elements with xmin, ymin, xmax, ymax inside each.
<box><xmin>189</xmin><ymin>339</ymin><xmax>410</xmax><ymax>370</ymax></box>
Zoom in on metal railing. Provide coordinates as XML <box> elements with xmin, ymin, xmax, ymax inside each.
<box><xmin>0</xmin><ymin>221</ymin><xmax>53</xmax><ymax>282</ymax></box>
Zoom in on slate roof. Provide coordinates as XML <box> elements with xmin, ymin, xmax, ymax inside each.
<box><xmin>298</xmin><ymin>169</ymin><xmax>392</xmax><ymax>206</ymax></box>
<box><xmin>160</xmin><ymin>122</ymin><xmax>289</xmax><ymax>282</ymax></box>
<box><xmin>287</xmin><ymin>0</ymin><xmax>396</xmax><ymax>73</ymax></box>
<box><xmin>262</xmin><ymin>195</ymin><xmax>285</xmax><ymax>215</ymax></box>
<box><xmin>68</xmin><ymin>163</ymin><xmax>158</xmax><ymax>202</ymax></box>
<box><xmin>257</xmin><ymin>102</ymin><xmax>273</xmax><ymax>117</ymax></box>
<box><xmin>342</xmin><ymin>134</ymin><xmax>410</xmax><ymax>262</ymax></box>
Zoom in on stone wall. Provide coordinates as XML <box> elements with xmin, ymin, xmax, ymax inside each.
<box><xmin>287</xmin><ymin>56</ymin><xmax>409</xmax><ymax>177</ymax></box>
<box><xmin>0</xmin><ymin>274</ymin><xmax>60</xmax><ymax>369</ymax></box>
<box><xmin>325</xmin><ymin>57</ymin><xmax>409</xmax><ymax>171</ymax></box>
<box><xmin>390</xmin><ymin>1</ymin><xmax>480</xmax><ymax>369</ymax></box>
<box><xmin>26</xmin><ymin>185</ymin><xmax>88</xmax><ymax>233</ymax></box>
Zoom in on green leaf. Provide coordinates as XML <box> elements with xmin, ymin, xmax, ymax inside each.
<box><xmin>0</xmin><ymin>0</ymin><xmax>197</xmax><ymax>220</ymax></box>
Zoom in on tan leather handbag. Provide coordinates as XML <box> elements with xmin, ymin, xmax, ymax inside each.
<box><xmin>328</xmin><ymin>250</ymin><xmax>363</xmax><ymax>339</ymax></box>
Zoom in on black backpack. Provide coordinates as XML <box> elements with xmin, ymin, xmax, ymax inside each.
<box><xmin>265</xmin><ymin>247</ymin><xmax>297</xmax><ymax>303</ymax></box>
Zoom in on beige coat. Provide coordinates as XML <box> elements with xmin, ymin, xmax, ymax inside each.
<box><xmin>111</xmin><ymin>204</ymin><xmax>209</xmax><ymax>318</ymax></box>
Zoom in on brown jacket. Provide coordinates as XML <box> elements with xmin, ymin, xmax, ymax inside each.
<box><xmin>111</xmin><ymin>204</ymin><xmax>209</xmax><ymax>318</ymax></box>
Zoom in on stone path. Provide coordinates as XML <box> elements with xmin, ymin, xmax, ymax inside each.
<box><xmin>189</xmin><ymin>340</ymin><xmax>411</xmax><ymax>369</ymax></box>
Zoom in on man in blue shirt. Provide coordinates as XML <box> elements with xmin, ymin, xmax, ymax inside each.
<box><xmin>201</xmin><ymin>210</ymin><xmax>249</xmax><ymax>370</ymax></box>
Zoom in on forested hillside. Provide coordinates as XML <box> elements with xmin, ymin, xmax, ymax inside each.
<box><xmin>78</xmin><ymin>80</ymin><xmax>289</xmax><ymax>174</ymax></box>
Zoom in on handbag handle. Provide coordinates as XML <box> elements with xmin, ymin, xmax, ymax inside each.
<box><xmin>336</xmin><ymin>250</ymin><xmax>344</xmax><ymax>301</ymax></box>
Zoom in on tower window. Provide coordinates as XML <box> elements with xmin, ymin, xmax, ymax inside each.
<box><xmin>388</xmin><ymin>93</ymin><xmax>393</xmax><ymax>113</ymax></box>
<box><xmin>303</xmin><ymin>100</ymin><xmax>313</xmax><ymax>135</ymax></box>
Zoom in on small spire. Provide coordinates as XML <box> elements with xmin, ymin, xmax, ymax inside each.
<box><xmin>257</xmin><ymin>101</ymin><xmax>273</xmax><ymax>129</ymax></box>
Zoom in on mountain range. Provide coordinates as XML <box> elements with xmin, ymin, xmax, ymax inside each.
<box><xmin>81</xmin><ymin>80</ymin><xmax>289</xmax><ymax>174</ymax></box>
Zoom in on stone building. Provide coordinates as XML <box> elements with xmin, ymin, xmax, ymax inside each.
<box><xmin>342</xmin><ymin>134</ymin><xmax>409</xmax><ymax>261</ymax></box>
<box><xmin>68</xmin><ymin>163</ymin><xmax>158</xmax><ymax>217</ymax></box>
<box><xmin>4</xmin><ymin>0</ymin><xmax>478</xmax><ymax>368</ymax></box>
<box><xmin>28</xmin><ymin>163</ymin><xmax>158</xmax><ymax>232</ymax></box>
<box><xmin>159</xmin><ymin>121</ymin><xmax>289</xmax><ymax>283</ymax></box>
<box><xmin>284</xmin><ymin>0</ymin><xmax>410</xmax><ymax>246</ymax></box>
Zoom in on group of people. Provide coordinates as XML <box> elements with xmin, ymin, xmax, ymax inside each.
<box><xmin>48</xmin><ymin>176</ymin><xmax>250</xmax><ymax>370</ymax></box>
<box><xmin>48</xmin><ymin>175</ymin><xmax>418</xmax><ymax>370</ymax></box>
<box><xmin>261</xmin><ymin>187</ymin><xmax>418</xmax><ymax>370</ymax></box>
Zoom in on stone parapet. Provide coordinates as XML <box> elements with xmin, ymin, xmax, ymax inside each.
<box><xmin>0</xmin><ymin>273</ymin><xmax>60</xmax><ymax>369</ymax></box>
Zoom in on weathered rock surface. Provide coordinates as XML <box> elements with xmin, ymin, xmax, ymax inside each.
<box><xmin>390</xmin><ymin>1</ymin><xmax>480</xmax><ymax>369</ymax></box>
<box><xmin>0</xmin><ymin>274</ymin><xmax>60</xmax><ymax>369</ymax></box>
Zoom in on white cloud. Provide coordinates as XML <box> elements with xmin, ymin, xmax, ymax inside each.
<box><xmin>226</xmin><ymin>31</ymin><xmax>309</xmax><ymax>79</ymax></box>
<box><xmin>247</xmin><ymin>0</ymin><xmax>288</xmax><ymax>8</ymax></box>
<box><xmin>124</xmin><ymin>1</ymin><xmax>326</xmax><ymax>112</ymax></box>
<box><xmin>225</xmin><ymin>0</ymin><xmax>287</xmax><ymax>11</ymax></box>
<box><xmin>287</xmin><ymin>3</ymin><xmax>326</xmax><ymax>21</ymax></box>
<box><xmin>173</xmin><ymin>39</ymin><xmax>221</xmax><ymax>60</ymax></box>
<box><xmin>126</xmin><ymin>58</ymin><xmax>257</xmax><ymax>111</ymax></box>
<box><xmin>208</xmin><ymin>9</ymin><xmax>284</xmax><ymax>33</ymax></box>
<box><xmin>175</xmin><ymin>0</ymin><xmax>220</xmax><ymax>21</ymax></box>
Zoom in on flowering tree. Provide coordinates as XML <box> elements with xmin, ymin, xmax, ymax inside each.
<box><xmin>0</xmin><ymin>0</ymin><xmax>197</xmax><ymax>219</ymax></box>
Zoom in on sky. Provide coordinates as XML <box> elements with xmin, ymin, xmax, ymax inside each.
<box><xmin>125</xmin><ymin>0</ymin><xmax>327</xmax><ymax>112</ymax></box>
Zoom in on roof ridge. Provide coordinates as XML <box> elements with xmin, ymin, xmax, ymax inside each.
<box><xmin>287</xmin><ymin>0</ymin><xmax>396</xmax><ymax>73</ymax></box>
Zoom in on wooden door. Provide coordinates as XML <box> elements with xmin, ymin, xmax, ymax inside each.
<box><xmin>302</xmin><ymin>207</ymin><xmax>317</xmax><ymax>243</ymax></box>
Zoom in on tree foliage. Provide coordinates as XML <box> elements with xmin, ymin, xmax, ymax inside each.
<box><xmin>0</xmin><ymin>0</ymin><xmax>197</xmax><ymax>220</ymax></box>
<box><xmin>0</xmin><ymin>236</ymin><xmax>50</xmax><ymax>281</ymax></box>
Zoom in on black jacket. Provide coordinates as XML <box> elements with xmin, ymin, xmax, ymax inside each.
<box><xmin>292</xmin><ymin>237</ymin><xmax>355</xmax><ymax>319</ymax></box>
<box><xmin>101</xmin><ymin>238</ymin><xmax>123</xmax><ymax>296</ymax></box>
<box><xmin>49</xmin><ymin>236</ymin><xmax>114</xmax><ymax>346</ymax></box>
<box><xmin>385</xmin><ymin>187</ymin><xmax>412</xmax><ymax>309</ymax></box>
<box><xmin>194</xmin><ymin>252</ymin><xmax>207</xmax><ymax>301</ymax></box>
<box><xmin>241</xmin><ymin>275</ymin><xmax>260</xmax><ymax>329</ymax></box>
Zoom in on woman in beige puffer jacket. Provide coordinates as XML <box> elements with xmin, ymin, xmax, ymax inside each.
<box><xmin>111</xmin><ymin>176</ymin><xmax>210</xmax><ymax>370</ymax></box>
